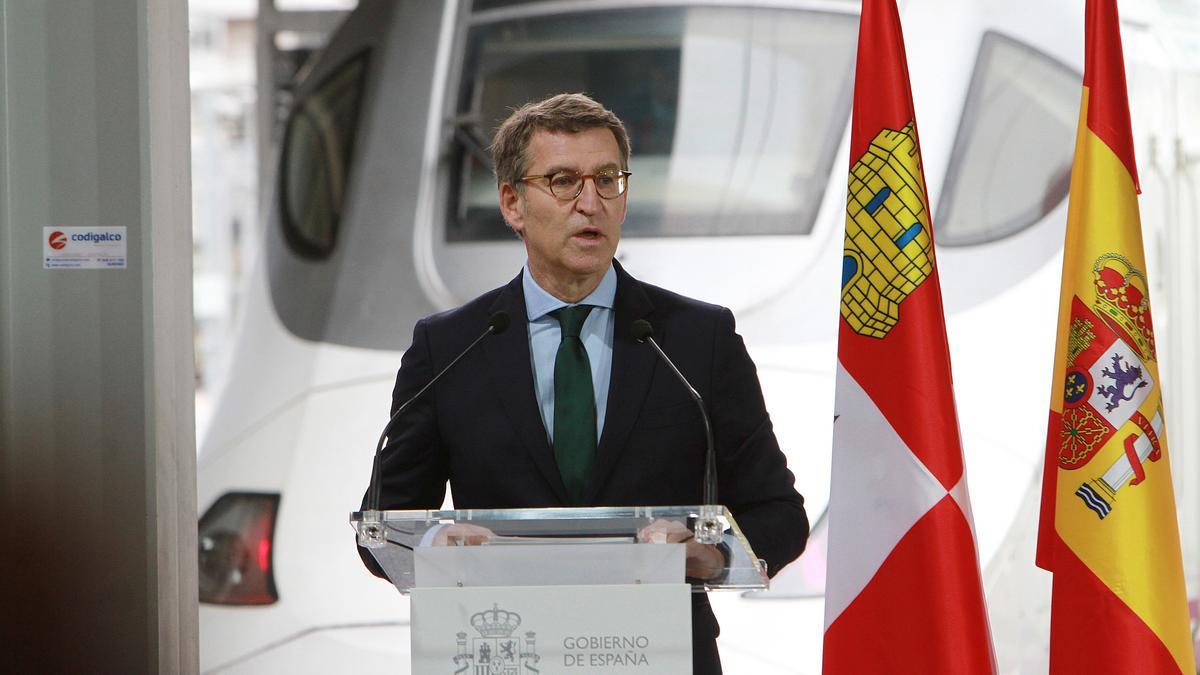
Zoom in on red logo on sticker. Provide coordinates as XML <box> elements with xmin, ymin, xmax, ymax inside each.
<box><xmin>48</xmin><ymin>231</ymin><xmax>68</xmax><ymax>250</ymax></box>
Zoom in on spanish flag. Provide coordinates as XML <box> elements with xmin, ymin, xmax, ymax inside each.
<box><xmin>823</xmin><ymin>0</ymin><xmax>995</xmax><ymax>671</ymax></box>
<box><xmin>1035</xmin><ymin>0</ymin><xmax>1196</xmax><ymax>672</ymax></box>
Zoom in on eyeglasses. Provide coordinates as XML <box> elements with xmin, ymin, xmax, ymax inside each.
<box><xmin>519</xmin><ymin>169</ymin><xmax>632</xmax><ymax>200</ymax></box>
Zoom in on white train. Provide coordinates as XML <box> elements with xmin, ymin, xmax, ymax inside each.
<box><xmin>196</xmin><ymin>0</ymin><xmax>1096</xmax><ymax>671</ymax></box>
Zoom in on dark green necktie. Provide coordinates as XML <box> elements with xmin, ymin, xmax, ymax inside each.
<box><xmin>551</xmin><ymin>305</ymin><xmax>596</xmax><ymax>503</ymax></box>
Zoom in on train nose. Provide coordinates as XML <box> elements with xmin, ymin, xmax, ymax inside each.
<box><xmin>198</xmin><ymin>375</ymin><xmax>412</xmax><ymax>672</ymax></box>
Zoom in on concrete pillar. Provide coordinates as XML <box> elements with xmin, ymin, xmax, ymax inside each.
<box><xmin>0</xmin><ymin>1</ymin><xmax>197</xmax><ymax>672</ymax></box>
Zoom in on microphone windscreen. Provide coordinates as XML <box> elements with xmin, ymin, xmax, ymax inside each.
<box><xmin>631</xmin><ymin>319</ymin><xmax>654</xmax><ymax>343</ymax></box>
<box><xmin>488</xmin><ymin>311</ymin><xmax>511</xmax><ymax>335</ymax></box>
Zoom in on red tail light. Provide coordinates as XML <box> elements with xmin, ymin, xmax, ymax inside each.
<box><xmin>257</xmin><ymin>538</ymin><xmax>272</xmax><ymax>572</ymax></box>
<box><xmin>198</xmin><ymin>492</ymin><xmax>281</xmax><ymax>605</ymax></box>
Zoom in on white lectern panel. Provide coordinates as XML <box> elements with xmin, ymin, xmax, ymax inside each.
<box><xmin>411</xmin><ymin>584</ymin><xmax>692</xmax><ymax>673</ymax></box>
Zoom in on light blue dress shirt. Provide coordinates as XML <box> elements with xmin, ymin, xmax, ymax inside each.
<box><xmin>523</xmin><ymin>263</ymin><xmax>616</xmax><ymax>443</ymax></box>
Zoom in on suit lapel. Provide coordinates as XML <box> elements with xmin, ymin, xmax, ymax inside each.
<box><xmin>586</xmin><ymin>262</ymin><xmax>657</xmax><ymax>503</ymax></box>
<box><xmin>484</xmin><ymin>271</ymin><xmax>571</xmax><ymax>503</ymax></box>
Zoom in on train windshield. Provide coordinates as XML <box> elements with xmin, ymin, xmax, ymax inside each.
<box><xmin>936</xmin><ymin>32</ymin><xmax>1080</xmax><ymax>246</ymax></box>
<box><xmin>449</xmin><ymin>6</ymin><xmax>858</xmax><ymax>242</ymax></box>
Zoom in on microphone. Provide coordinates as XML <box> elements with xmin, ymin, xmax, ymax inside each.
<box><xmin>632</xmin><ymin>319</ymin><xmax>722</xmax><ymax>545</ymax></box>
<box><xmin>358</xmin><ymin>311</ymin><xmax>510</xmax><ymax>547</ymax></box>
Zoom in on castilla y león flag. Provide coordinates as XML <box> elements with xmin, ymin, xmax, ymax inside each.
<box><xmin>1035</xmin><ymin>1</ymin><xmax>1195</xmax><ymax>672</ymax></box>
<box><xmin>822</xmin><ymin>0</ymin><xmax>995</xmax><ymax>672</ymax></box>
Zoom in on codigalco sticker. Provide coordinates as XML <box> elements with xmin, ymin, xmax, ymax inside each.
<box><xmin>44</xmin><ymin>227</ymin><xmax>127</xmax><ymax>269</ymax></box>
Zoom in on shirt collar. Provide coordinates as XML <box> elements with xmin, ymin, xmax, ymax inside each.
<box><xmin>523</xmin><ymin>262</ymin><xmax>617</xmax><ymax>322</ymax></box>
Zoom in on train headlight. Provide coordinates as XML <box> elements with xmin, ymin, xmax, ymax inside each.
<box><xmin>198</xmin><ymin>492</ymin><xmax>281</xmax><ymax>605</ymax></box>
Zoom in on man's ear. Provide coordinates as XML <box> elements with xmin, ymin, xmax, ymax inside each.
<box><xmin>498</xmin><ymin>183</ymin><xmax>524</xmax><ymax>237</ymax></box>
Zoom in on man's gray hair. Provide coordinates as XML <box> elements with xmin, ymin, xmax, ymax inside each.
<box><xmin>490</xmin><ymin>93</ymin><xmax>631</xmax><ymax>190</ymax></box>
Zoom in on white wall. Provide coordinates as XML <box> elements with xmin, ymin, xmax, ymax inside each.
<box><xmin>0</xmin><ymin>1</ymin><xmax>198</xmax><ymax>671</ymax></box>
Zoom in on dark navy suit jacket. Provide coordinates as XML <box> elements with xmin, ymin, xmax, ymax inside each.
<box><xmin>359</xmin><ymin>261</ymin><xmax>809</xmax><ymax>672</ymax></box>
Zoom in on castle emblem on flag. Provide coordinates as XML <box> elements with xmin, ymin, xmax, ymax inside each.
<box><xmin>452</xmin><ymin>604</ymin><xmax>540</xmax><ymax>674</ymax></box>
<box><xmin>841</xmin><ymin>122</ymin><xmax>933</xmax><ymax>338</ymax></box>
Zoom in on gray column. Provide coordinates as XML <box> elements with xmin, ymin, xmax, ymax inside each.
<box><xmin>0</xmin><ymin>1</ymin><xmax>197</xmax><ymax>672</ymax></box>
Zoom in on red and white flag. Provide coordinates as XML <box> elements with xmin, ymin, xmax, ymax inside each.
<box><xmin>822</xmin><ymin>0</ymin><xmax>995</xmax><ymax>671</ymax></box>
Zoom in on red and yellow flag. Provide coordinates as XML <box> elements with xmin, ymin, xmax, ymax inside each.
<box><xmin>1036</xmin><ymin>1</ymin><xmax>1196</xmax><ymax>672</ymax></box>
<box><xmin>823</xmin><ymin>0</ymin><xmax>994</xmax><ymax>671</ymax></box>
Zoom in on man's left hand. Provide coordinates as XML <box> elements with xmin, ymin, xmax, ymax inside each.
<box><xmin>637</xmin><ymin>519</ymin><xmax>725</xmax><ymax>581</ymax></box>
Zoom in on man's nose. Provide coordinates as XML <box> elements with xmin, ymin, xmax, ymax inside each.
<box><xmin>574</xmin><ymin>176</ymin><xmax>603</xmax><ymax>214</ymax></box>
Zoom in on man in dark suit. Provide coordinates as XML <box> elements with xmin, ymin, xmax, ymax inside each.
<box><xmin>360</xmin><ymin>93</ymin><xmax>808</xmax><ymax>673</ymax></box>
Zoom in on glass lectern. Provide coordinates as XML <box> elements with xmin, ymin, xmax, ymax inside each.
<box><xmin>351</xmin><ymin>505</ymin><xmax>769</xmax><ymax>673</ymax></box>
<box><xmin>353</xmin><ymin>504</ymin><xmax>768</xmax><ymax>592</ymax></box>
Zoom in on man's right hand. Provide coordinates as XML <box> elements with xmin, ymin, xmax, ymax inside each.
<box><xmin>432</xmin><ymin>523</ymin><xmax>495</xmax><ymax>546</ymax></box>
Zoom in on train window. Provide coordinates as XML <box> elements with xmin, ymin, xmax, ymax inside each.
<box><xmin>449</xmin><ymin>6</ymin><xmax>857</xmax><ymax>241</ymax></box>
<box><xmin>279</xmin><ymin>51</ymin><xmax>369</xmax><ymax>258</ymax></box>
<box><xmin>936</xmin><ymin>32</ymin><xmax>1080</xmax><ymax>246</ymax></box>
